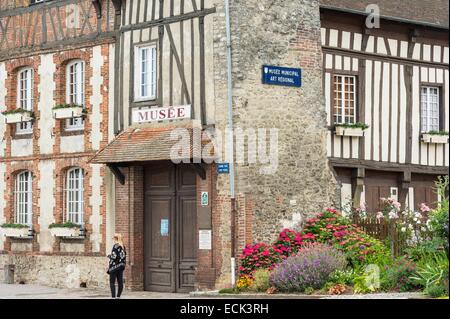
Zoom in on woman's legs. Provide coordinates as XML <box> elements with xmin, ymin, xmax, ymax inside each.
<box><xmin>117</xmin><ymin>269</ymin><xmax>124</xmax><ymax>297</ymax></box>
<box><xmin>109</xmin><ymin>272</ymin><xmax>117</xmax><ymax>298</ymax></box>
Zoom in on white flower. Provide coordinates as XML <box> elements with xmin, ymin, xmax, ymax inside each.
<box><xmin>421</xmin><ymin>227</ymin><xmax>427</xmax><ymax>232</ymax></box>
<box><xmin>409</xmin><ymin>224</ymin><xmax>414</xmax><ymax>230</ymax></box>
<box><xmin>415</xmin><ymin>212</ymin><xmax>422</xmax><ymax>219</ymax></box>
<box><xmin>413</xmin><ymin>217</ymin><xmax>418</xmax><ymax>222</ymax></box>
<box><xmin>416</xmin><ymin>220</ymin><xmax>421</xmax><ymax>225</ymax></box>
<box><xmin>401</xmin><ymin>227</ymin><xmax>406</xmax><ymax>232</ymax></box>
<box><xmin>388</xmin><ymin>211</ymin><xmax>398</xmax><ymax>219</ymax></box>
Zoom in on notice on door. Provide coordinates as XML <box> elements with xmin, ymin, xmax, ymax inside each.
<box><xmin>161</xmin><ymin>219</ymin><xmax>169</xmax><ymax>237</ymax></box>
<box><xmin>199</xmin><ymin>230</ymin><xmax>212</xmax><ymax>250</ymax></box>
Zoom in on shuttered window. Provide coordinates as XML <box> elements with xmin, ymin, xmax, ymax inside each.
<box><xmin>14</xmin><ymin>171</ymin><xmax>33</xmax><ymax>226</ymax></box>
<box><xmin>135</xmin><ymin>45</ymin><xmax>157</xmax><ymax>100</ymax></box>
<box><xmin>333</xmin><ymin>75</ymin><xmax>356</xmax><ymax>124</ymax></box>
<box><xmin>65</xmin><ymin>168</ymin><xmax>84</xmax><ymax>225</ymax></box>
<box><xmin>16</xmin><ymin>68</ymin><xmax>34</xmax><ymax>134</ymax></box>
<box><xmin>66</xmin><ymin>60</ymin><xmax>85</xmax><ymax>130</ymax></box>
<box><xmin>421</xmin><ymin>86</ymin><xmax>440</xmax><ymax>133</ymax></box>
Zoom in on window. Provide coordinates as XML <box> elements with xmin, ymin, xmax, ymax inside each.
<box><xmin>30</xmin><ymin>0</ymin><xmax>45</xmax><ymax>4</ymax></box>
<box><xmin>16</xmin><ymin>68</ymin><xmax>34</xmax><ymax>134</ymax></box>
<box><xmin>14</xmin><ymin>171</ymin><xmax>33</xmax><ymax>227</ymax></box>
<box><xmin>333</xmin><ymin>75</ymin><xmax>356</xmax><ymax>124</ymax></box>
<box><xmin>65</xmin><ymin>168</ymin><xmax>84</xmax><ymax>225</ymax></box>
<box><xmin>421</xmin><ymin>86</ymin><xmax>440</xmax><ymax>133</ymax></box>
<box><xmin>134</xmin><ymin>45</ymin><xmax>157</xmax><ymax>101</ymax></box>
<box><xmin>66</xmin><ymin>60</ymin><xmax>85</xmax><ymax>131</ymax></box>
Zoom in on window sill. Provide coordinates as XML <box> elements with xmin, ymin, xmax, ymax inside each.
<box><xmin>421</xmin><ymin>134</ymin><xmax>449</xmax><ymax>144</ymax></box>
<box><xmin>61</xmin><ymin>129</ymin><xmax>85</xmax><ymax>137</ymax></box>
<box><xmin>12</xmin><ymin>133</ymin><xmax>33</xmax><ymax>140</ymax></box>
<box><xmin>334</xmin><ymin>126</ymin><xmax>366</xmax><ymax>137</ymax></box>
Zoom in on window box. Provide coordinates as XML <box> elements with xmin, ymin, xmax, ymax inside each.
<box><xmin>49</xmin><ymin>222</ymin><xmax>81</xmax><ymax>237</ymax></box>
<box><xmin>2</xmin><ymin>109</ymin><xmax>34</xmax><ymax>124</ymax></box>
<box><xmin>421</xmin><ymin>133</ymin><xmax>449</xmax><ymax>144</ymax></box>
<box><xmin>334</xmin><ymin>124</ymin><xmax>369</xmax><ymax>137</ymax></box>
<box><xmin>0</xmin><ymin>224</ymin><xmax>31</xmax><ymax>238</ymax></box>
<box><xmin>52</xmin><ymin>104</ymin><xmax>85</xmax><ymax>120</ymax></box>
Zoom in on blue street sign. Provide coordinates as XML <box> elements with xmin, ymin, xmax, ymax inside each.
<box><xmin>217</xmin><ymin>163</ymin><xmax>230</xmax><ymax>174</ymax></box>
<box><xmin>262</xmin><ymin>65</ymin><xmax>302</xmax><ymax>87</ymax></box>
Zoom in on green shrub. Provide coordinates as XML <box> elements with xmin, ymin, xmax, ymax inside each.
<box><xmin>425</xmin><ymin>284</ymin><xmax>447</xmax><ymax>298</ymax></box>
<box><xmin>302</xmin><ymin>208</ymin><xmax>390</xmax><ymax>267</ymax></box>
<box><xmin>48</xmin><ymin>222</ymin><xmax>81</xmax><ymax>229</ymax></box>
<box><xmin>304</xmin><ymin>287</ymin><xmax>315</xmax><ymax>295</ymax></box>
<box><xmin>219</xmin><ymin>288</ymin><xmax>237</xmax><ymax>294</ymax></box>
<box><xmin>428</xmin><ymin>176</ymin><xmax>449</xmax><ymax>257</ymax></box>
<box><xmin>381</xmin><ymin>257</ymin><xmax>419</xmax><ymax>292</ymax></box>
<box><xmin>251</xmin><ymin>269</ymin><xmax>270</xmax><ymax>292</ymax></box>
<box><xmin>410</xmin><ymin>252</ymin><xmax>449</xmax><ymax>290</ymax></box>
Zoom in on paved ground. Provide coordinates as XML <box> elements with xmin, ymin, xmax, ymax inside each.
<box><xmin>0</xmin><ymin>283</ymin><xmax>428</xmax><ymax>299</ymax></box>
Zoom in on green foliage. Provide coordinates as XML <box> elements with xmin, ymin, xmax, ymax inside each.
<box><xmin>328</xmin><ymin>269</ymin><xmax>355</xmax><ymax>286</ymax></box>
<box><xmin>429</xmin><ymin>176</ymin><xmax>449</xmax><ymax>256</ymax></box>
<box><xmin>427</xmin><ymin>131</ymin><xmax>449</xmax><ymax>136</ymax></box>
<box><xmin>1</xmin><ymin>108</ymin><xmax>33</xmax><ymax>116</ymax></box>
<box><xmin>1</xmin><ymin>223</ymin><xmax>29</xmax><ymax>229</ymax></box>
<box><xmin>250</xmin><ymin>269</ymin><xmax>270</xmax><ymax>292</ymax></box>
<box><xmin>335</xmin><ymin>122</ymin><xmax>369</xmax><ymax>130</ymax></box>
<box><xmin>52</xmin><ymin>103</ymin><xmax>85</xmax><ymax>110</ymax></box>
<box><xmin>48</xmin><ymin>222</ymin><xmax>81</xmax><ymax>229</ymax></box>
<box><xmin>425</xmin><ymin>284</ymin><xmax>447</xmax><ymax>298</ymax></box>
<box><xmin>410</xmin><ymin>252</ymin><xmax>449</xmax><ymax>290</ymax></box>
<box><xmin>381</xmin><ymin>257</ymin><xmax>419</xmax><ymax>292</ymax></box>
<box><xmin>219</xmin><ymin>288</ymin><xmax>237</xmax><ymax>294</ymax></box>
<box><xmin>304</xmin><ymin>287</ymin><xmax>315</xmax><ymax>295</ymax></box>
<box><xmin>302</xmin><ymin>208</ymin><xmax>390</xmax><ymax>267</ymax></box>
<box><xmin>353</xmin><ymin>273</ymin><xmax>376</xmax><ymax>294</ymax></box>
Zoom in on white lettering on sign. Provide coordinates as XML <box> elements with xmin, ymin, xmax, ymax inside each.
<box><xmin>132</xmin><ymin>105</ymin><xmax>191</xmax><ymax>123</ymax></box>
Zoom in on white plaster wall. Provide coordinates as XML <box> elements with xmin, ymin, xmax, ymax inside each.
<box><xmin>60</xmin><ymin>135</ymin><xmax>84</xmax><ymax>153</ymax></box>
<box><xmin>90</xmin><ymin>46</ymin><xmax>104</xmax><ymax>151</ymax></box>
<box><xmin>11</xmin><ymin>139</ymin><xmax>33</xmax><ymax>157</ymax></box>
<box><xmin>38</xmin><ymin>54</ymin><xmax>56</xmax><ymax>154</ymax></box>
<box><xmin>0</xmin><ymin>62</ymin><xmax>6</xmax><ymax>157</ymax></box>
<box><xmin>0</xmin><ymin>163</ymin><xmax>6</xmax><ymax>250</ymax></box>
<box><xmin>89</xmin><ymin>164</ymin><xmax>103</xmax><ymax>253</ymax></box>
<box><xmin>340</xmin><ymin>183</ymin><xmax>352</xmax><ymax>210</ymax></box>
<box><xmin>37</xmin><ymin>160</ymin><xmax>55</xmax><ymax>252</ymax></box>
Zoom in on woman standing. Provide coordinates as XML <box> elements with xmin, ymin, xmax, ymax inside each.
<box><xmin>107</xmin><ymin>233</ymin><xmax>127</xmax><ymax>299</ymax></box>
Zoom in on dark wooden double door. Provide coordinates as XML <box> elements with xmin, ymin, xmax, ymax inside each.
<box><xmin>144</xmin><ymin>163</ymin><xmax>197</xmax><ymax>293</ymax></box>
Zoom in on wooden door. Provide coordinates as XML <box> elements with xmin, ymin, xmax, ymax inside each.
<box><xmin>365</xmin><ymin>186</ymin><xmax>391</xmax><ymax>213</ymax></box>
<box><xmin>144</xmin><ymin>163</ymin><xmax>197</xmax><ymax>292</ymax></box>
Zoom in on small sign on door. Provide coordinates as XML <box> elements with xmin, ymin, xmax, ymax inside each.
<box><xmin>201</xmin><ymin>192</ymin><xmax>209</xmax><ymax>207</ymax></box>
<box><xmin>160</xmin><ymin>219</ymin><xmax>169</xmax><ymax>237</ymax></box>
<box><xmin>199</xmin><ymin>230</ymin><xmax>212</xmax><ymax>250</ymax></box>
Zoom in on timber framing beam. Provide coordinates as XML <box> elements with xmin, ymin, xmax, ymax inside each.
<box><xmin>190</xmin><ymin>163</ymin><xmax>207</xmax><ymax>180</ymax></box>
<box><xmin>329</xmin><ymin>158</ymin><xmax>449</xmax><ymax>176</ymax></box>
<box><xmin>91</xmin><ymin>0</ymin><xmax>102</xmax><ymax>18</ymax></box>
<box><xmin>120</xmin><ymin>7</ymin><xmax>216</xmax><ymax>33</ymax></box>
<box><xmin>108</xmin><ymin>164</ymin><xmax>126</xmax><ymax>185</ymax></box>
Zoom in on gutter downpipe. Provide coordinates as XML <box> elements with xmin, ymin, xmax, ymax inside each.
<box><xmin>224</xmin><ymin>0</ymin><xmax>237</xmax><ymax>287</ymax></box>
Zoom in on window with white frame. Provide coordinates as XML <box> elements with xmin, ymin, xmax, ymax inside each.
<box><xmin>16</xmin><ymin>68</ymin><xmax>34</xmax><ymax>134</ymax></box>
<box><xmin>333</xmin><ymin>75</ymin><xmax>356</xmax><ymax>124</ymax></box>
<box><xmin>421</xmin><ymin>86</ymin><xmax>440</xmax><ymax>133</ymax></box>
<box><xmin>14</xmin><ymin>171</ymin><xmax>33</xmax><ymax>227</ymax></box>
<box><xmin>66</xmin><ymin>60</ymin><xmax>85</xmax><ymax>131</ymax></box>
<box><xmin>134</xmin><ymin>45</ymin><xmax>157</xmax><ymax>101</ymax></box>
<box><xmin>65</xmin><ymin>168</ymin><xmax>84</xmax><ymax>225</ymax></box>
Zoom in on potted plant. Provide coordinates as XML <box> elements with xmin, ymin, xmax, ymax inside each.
<box><xmin>1</xmin><ymin>108</ymin><xmax>34</xmax><ymax>124</ymax></box>
<box><xmin>52</xmin><ymin>104</ymin><xmax>86</xmax><ymax>120</ymax></box>
<box><xmin>49</xmin><ymin>222</ymin><xmax>82</xmax><ymax>237</ymax></box>
<box><xmin>421</xmin><ymin>131</ymin><xmax>449</xmax><ymax>144</ymax></box>
<box><xmin>335</xmin><ymin>123</ymin><xmax>369</xmax><ymax>137</ymax></box>
<box><xmin>0</xmin><ymin>223</ymin><xmax>31</xmax><ymax>238</ymax></box>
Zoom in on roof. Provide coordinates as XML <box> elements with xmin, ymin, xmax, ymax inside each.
<box><xmin>90</xmin><ymin>122</ymin><xmax>214</xmax><ymax>164</ymax></box>
<box><xmin>321</xmin><ymin>0</ymin><xmax>449</xmax><ymax>29</ymax></box>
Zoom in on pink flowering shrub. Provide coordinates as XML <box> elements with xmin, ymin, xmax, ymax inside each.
<box><xmin>239</xmin><ymin>243</ymin><xmax>282</xmax><ymax>277</ymax></box>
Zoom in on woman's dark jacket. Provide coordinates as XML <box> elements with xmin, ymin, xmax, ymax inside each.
<box><xmin>107</xmin><ymin>244</ymin><xmax>127</xmax><ymax>274</ymax></box>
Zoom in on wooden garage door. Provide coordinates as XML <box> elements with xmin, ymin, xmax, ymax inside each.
<box><xmin>144</xmin><ymin>163</ymin><xmax>197</xmax><ymax>293</ymax></box>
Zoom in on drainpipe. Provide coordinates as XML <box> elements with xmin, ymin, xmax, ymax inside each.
<box><xmin>224</xmin><ymin>0</ymin><xmax>237</xmax><ymax>287</ymax></box>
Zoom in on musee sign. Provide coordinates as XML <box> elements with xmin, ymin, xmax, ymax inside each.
<box><xmin>132</xmin><ymin>105</ymin><xmax>191</xmax><ymax>123</ymax></box>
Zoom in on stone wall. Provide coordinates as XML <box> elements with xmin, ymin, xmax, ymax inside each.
<box><xmin>0</xmin><ymin>254</ymin><xmax>108</xmax><ymax>288</ymax></box>
<box><xmin>212</xmin><ymin>0</ymin><xmax>339</xmax><ymax>248</ymax></box>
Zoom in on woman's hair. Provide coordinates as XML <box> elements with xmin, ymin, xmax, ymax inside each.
<box><xmin>113</xmin><ymin>233</ymin><xmax>124</xmax><ymax>248</ymax></box>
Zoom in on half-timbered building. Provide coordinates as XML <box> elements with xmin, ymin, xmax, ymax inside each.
<box><xmin>0</xmin><ymin>0</ymin><xmax>117</xmax><ymax>287</ymax></box>
<box><xmin>320</xmin><ymin>0</ymin><xmax>449</xmax><ymax>213</ymax></box>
